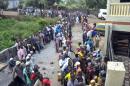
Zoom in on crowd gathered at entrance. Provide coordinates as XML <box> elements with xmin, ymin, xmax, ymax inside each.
<box><xmin>7</xmin><ymin>11</ymin><xmax>109</xmax><ymax>86</ymax></box>
<box><xmin>57</xmin><ymin>15</ymin><xmax>108</xmax><ymax>86</ymax></box>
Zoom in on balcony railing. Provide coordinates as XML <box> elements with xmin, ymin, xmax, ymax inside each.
<box><xmin>109</xmin><ymin>3</ymin><xmax>130</xmax><ymax>16</ymax></box>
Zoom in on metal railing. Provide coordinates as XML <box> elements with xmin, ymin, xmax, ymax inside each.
<box><xmin>109</xmin><ymin>3</ymin><xmax>130</xmax><ymax>16</ymax></box>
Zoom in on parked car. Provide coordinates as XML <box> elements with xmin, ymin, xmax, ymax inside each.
<box><xmin>95</xmin><ymin>23</ymin><xmax>105</xmax><ymax>36</ymax></box>
<box><xmin>98</xmin><ymin>9</ymin><xmax>107</xmax><ymax>20</ymax></box>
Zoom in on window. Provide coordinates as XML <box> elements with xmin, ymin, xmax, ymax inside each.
<box><xmin>103</xmin><ymin>12</ymin><xmax>107</xmax><ymax>15</ymax></box>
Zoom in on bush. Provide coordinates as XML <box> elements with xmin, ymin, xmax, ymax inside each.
<box><xmin>0</xmin><ymin>16</ymin><xmax>58</xmax><ymax>51</ymax></box>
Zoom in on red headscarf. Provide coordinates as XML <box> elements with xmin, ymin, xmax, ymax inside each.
<box><xmin>42</xmin><ymin>78</ymin><xmax>51</xmax><ymax>86</ymax></box>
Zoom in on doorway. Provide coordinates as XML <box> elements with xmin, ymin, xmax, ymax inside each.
<box><xmin>112</xmin><ymin>31</ymin><xmax>130</xmax><ymax>57</ymax></box>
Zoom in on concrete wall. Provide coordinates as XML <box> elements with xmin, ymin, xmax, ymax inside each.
<box><xmin>112</xmin><ymin>25</ymin><xmax>130</xmax><ymax>32</ymax></box>
<box><xmin>105</xmin><ymin>62</ymin><xmax>126</xmax><ymax>86</ymax></box>
<box><xmin>107</xmin><ymin>16</ymin><xmax>130</xmax><ymax>23</ymax></box>
<box><xmin>104</xmin><ymin>24</ymin><xmax>113</xmax><ymax>55</ymax></box>
<box><xmin>0</xmin><ymin>46</ymin><xmax>17</xmax><ymax>62</ymax></box>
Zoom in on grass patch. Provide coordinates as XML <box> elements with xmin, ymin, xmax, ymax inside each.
<box><xmin>0</xmin><ymin>16</ymin><xmax>58</xmax><ymax>51</ymax></box>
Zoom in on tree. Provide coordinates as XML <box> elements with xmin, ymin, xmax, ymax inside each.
<box><xmin>19</xmin><ymin>0</ymin><xmax>47</xmax><ymax>8</ymax></box>
<box><xmin>0</xmin><ymin>0</ymin><xmax>8</xmax><ymax>9</ymax></box>
<box><xmin>59</xmin><ymin>0</ymin><xmax>107</xmax><ymax>10</ymax></box>
<box><xmin>85</xmin><ymin>0</ymin><xmax>107</xmax><ymax>9</ymax></box>
<box><xmin>20</xmin><ymin>0</ymin><xmax>61</xmax><ymax>9</ymax></box>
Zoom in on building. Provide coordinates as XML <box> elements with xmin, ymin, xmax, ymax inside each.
<box><xmin>104</xmin><ymin>0</ymin><xmax>130</xmax><ymax>59</ymax></box>
<box><xmin>8</xmin><ymin>0</ymin><xmax>20</xmax><ymax>9</ymax></box>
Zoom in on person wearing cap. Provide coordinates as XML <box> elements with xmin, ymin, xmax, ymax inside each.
<box><xmin>8</xmin><ymin>58</ymin><xmax>16</xmax><ymax>73</ymax></box>
<box><xmin>74</xmin><ymin>61</ymin><xmax>80</xmax><ymax>68</ymax></box>
<box><xmin>26</xmin><ymin>54</ymin><xmax>34</xmax><ymax>69</ymax></box>
<box><xmin>23</xmin><ymin>61</ymin><xmax>33</xmax><ymax>86</ymax></box>
<box><xmin>12</xmin><ymin>61</ymin><xmax>25</xmax><ymax>83</ymax></box>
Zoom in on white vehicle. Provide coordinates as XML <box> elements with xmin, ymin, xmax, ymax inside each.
<box><xmin>98</xmin><ymin>9</ymin><xmax>107</xmax><ymax>20</ymax></box>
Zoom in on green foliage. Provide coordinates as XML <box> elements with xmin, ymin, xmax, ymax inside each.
<box><xmin>59</xmin><ymin>0</ymin><xmax>107</xmax><ymax>10</ymax></box>
<box><xmin>38</xmin><ymin>17</ymin><xmax>58</xmax><ymax>26</ymax></box>
<box><xmin>20</xmin><ymin>0</ymin><xmax>61</xmax><ymax>8</ymax></box>
<box><xmin>0</xmin><ymin>16</ymin><xmax>57</xmax><ymax>51</ymax></box>
<box><xmin>0</xmin><ymin>0</ymin><xmax>8</xmax><ymax>9</ymax></box>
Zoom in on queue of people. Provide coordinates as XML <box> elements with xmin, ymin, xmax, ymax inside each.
<box><xmin>57</xmin><ymin>15</ymin><xmax>108</xmax><ymax>86</ymax></box>
<box><xmin>7</xmin><ymin>13</ymin><xmax>74</xmax><ymax>86</ymax></box>
<box><xmin>8</xmin><ymin>24</ymin><xmax>61</xmax><ymax>86</ymax></box>
<box><xmin>7</xmin><ymin>12</ymin><xmax>108</xmax><ymax>86</ymax></box>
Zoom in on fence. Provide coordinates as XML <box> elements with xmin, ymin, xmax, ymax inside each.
<box><xmin>109</xmin><ymin>3</ymin><xmax>130</xmax><ymax>16</ymax></box>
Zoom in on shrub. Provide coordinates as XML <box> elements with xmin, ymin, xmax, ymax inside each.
<box><xmin>0</xmin><ymin>16</ymin><xmax>58</xmax><ymax>51</ymax></box>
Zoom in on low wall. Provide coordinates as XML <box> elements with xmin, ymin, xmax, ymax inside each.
<box><xmin>0</xmin><ymin>46</ymin><xmax>17</xmax><ymax>62</ymax></box>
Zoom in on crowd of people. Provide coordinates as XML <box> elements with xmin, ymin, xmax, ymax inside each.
<box><xmin>18</xmin><ymin>8</ymin><xmax>68</xmax><ymax>18</ymax></box>
<box><xmin>7</xmin><ymin>11</ymin><xmax>75</xmax><ymax>86</ymax></box>
<box><xmin>57</xmin><ymin>15</ymin><xmax>109</xmax><ymax>86</ymax></box>
<box><xmin>7</xmin><ymin>11</ymin><xmax>109</xmax><ymax>86</ymax></box>
<box><xmin>8</xmin><ymin>20</ymin><xmax>69</xmax><ymax>86</ymax></box>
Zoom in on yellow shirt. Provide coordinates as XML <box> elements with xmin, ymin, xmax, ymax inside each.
<box><xmin>65</xmin><ymin>73</ymin><xmax>71</xmax><ymax>80</ymax></box>
<box><xmin>78</xmin><ymin>52</ymin><xmax>84</xmax><ymax>59</ymax></box>
<box><xmin>65</xmin><ymin>72</ymin><xmax>76</xmax><ymax>81</ymax></box>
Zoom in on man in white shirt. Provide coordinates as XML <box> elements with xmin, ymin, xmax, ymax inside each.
<box><xmin>87</xmin><ymin>30</ymin><xmax>93</xmax><ymax>39</ymax></box>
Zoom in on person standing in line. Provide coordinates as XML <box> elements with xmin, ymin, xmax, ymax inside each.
<box><xmin>23</xmin><ymin>62</ymin><xmax>33</xmax><ymax>86</ymax></box>
<box><xmin>12</xmin><ymin>61</ymin><xmax>25</xmax><ymax>85</ymax></box>
<box><xmin>17</xmin><ymin>46</ymin><xmax>26</xmax><ymax>61</ymax></box>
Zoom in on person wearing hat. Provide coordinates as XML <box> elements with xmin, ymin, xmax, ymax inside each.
<box><xmin>12</xmin><ymin>61</ymin><xmax>25</xmax><ymax>83</ymax></box>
